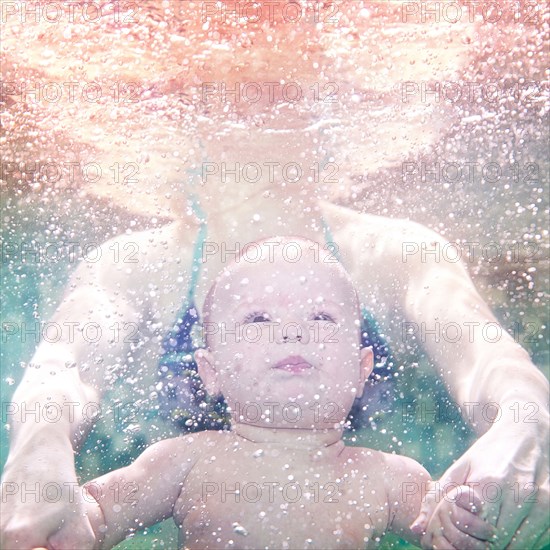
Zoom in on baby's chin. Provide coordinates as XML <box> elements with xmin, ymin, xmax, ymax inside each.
<box><xmin>230</xmin><ymin>415</ymin><xmax>349</xmax><ymax>432</ymax></box>
<box><xmin>224</xmin><ymin>391</ymin><xmax>352</xmax><ymax>430</ymax></box>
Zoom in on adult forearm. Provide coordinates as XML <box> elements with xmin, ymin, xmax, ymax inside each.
<box><xmin>8</xmin><ymin>368</ymin><xmax>101</xmax><ymax>454</ymax></box>
<box><xmin>402</xmin><ymin>228</ymin><xmax>549</xmax><ymax>549</ymax></box>
<box><xmin>402</xmin><ymin>232</ymin><xmax>549</xmax><ymax>433</ymax></box>
<box><xmin>1</xmin><ymin>370</ymin><xmax>102</xmax><ymax>549</ymax></box>
<box><xmin>455</xmin><ymin>343</ymin><xmax>549</xmax><ymax>434</ymax></box>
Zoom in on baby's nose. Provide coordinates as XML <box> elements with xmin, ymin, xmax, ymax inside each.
<box><xmin>275</xmin><ymin>321</ymin><xmax>310</xmax><ymax>344</ymax></box>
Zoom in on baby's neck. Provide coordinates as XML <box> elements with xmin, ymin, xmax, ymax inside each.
<box><xmin>232</xmin><ymin>422</ymin><xmax>345</xmax><ymax>453</ymax></box>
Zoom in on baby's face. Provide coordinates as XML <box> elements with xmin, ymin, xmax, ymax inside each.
<box><xmin>199</xmin><ymin>248</ymin><xmax>372</xmax><ymax>429</ymax></box>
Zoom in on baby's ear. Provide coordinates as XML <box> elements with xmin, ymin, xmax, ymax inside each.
<box><xmin>195</xmin><ymin>348</ymin><xmax>220</xmax><ymax>396</ymax></box>
<box><xmin>357</xmin><ymin>347</ymin><xmax>374</xmax><ymax>398</ymax></box>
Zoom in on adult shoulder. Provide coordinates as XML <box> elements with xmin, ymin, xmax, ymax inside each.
<box><xmin>50</xmin><ymin>219</ymin><xmax>204</xmax><ymax>336</ymax></box>
<box><xmin>67</xmin><ymin>220</ymin><xmax>199</xmax><ymax>294</ymax></box>
<box><xmin>95</xmin><ymin>219</ymin><xmax>198</xmax><ymax>270</ymax></box>
<box><xmin>319</xmin><ymin>202</ymin><xmax>420</xmax><ymax>284</ymax></box>
<box><xmin>319</xmin><ymin>201</ymin><xmax>443</xmax><ymax>252</ymax></box>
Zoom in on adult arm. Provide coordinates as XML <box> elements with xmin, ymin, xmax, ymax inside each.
<box><xmin>1</xmin><ymin>235</ymin><xmax>143</xmax><ymax>550</ymax></box>
<box><xmin>402</xmin><ymin>223</ymin><xmax>549</xmax><ymax>548</ymax></box>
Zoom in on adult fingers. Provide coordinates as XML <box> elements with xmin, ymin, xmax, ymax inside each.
<box><xmin>531</xmin><ymin>526</ymin><xmax>550</xmax><ymax>549</ymax></box>
<box><xmin>449</xmin><ymin>506</ymin><xmax>496</xmax><ymax>543</ymax></box>
<box><xmin>430</xmin><ymin>533</ymin><xmax>459</xmax><ymax>550</ymax></box>
<box><xmin>506</xmin><ymin>495</ymin><xmax>550</xmax><ymax>549</ymax></box>
<box><xmin>499</xmin><ymin>472</ymin><xmax>549</xmax><ymax>548</ymax></box>
<box><xmin>1</xmin><ymin>517</ymin><xmax>51</xmax><ymax>550</ymax></box>
<box><xmin>46</xmin><ymin>517</ymin><xmax>96</xmax><ymax>550</ymax></box>
<box><xmin>435</xmin><ymin>484</ymin><xmax>496</xmax><ymax>542</ymax></box>
<box><xmin>509</xmin><ymin>520</ymin><xmax>550</xmax><ymax>550</ymax></box>
<box><xmin>439</xmin><ymin>507</ymin><xmax>492</xmax><ymax>550</ymax></box>
<box><xmin>454</xmin><ymin>484</ymin><xmax>484</xmax><ymax>515</ymax></box>
<box><xmin>493</xmin><ymin>482</ymin><xmax>535</xmax><ymax>544</ymax></box>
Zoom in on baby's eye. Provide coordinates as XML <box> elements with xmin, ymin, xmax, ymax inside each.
<box><xmin>311</xmin><ymin>312</ymin><xmax>336</xmax><ymax>322</ymax></box>
<box><xmin>244</xmin><ymin>312</ymin><xmax>271</xmax><ymax>323</ymax></box>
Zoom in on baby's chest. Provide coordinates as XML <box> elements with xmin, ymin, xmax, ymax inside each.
<box><xmin>174</xmin><ymin>455</ymin><xmax>390</xmax><ymax>549</ymax></box>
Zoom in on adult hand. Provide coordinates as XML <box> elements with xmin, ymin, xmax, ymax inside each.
<box><xmin>413</xmin><ymin>413</ymin><xmax>549</xmax><ymax>548</ymax></box>
<box><xmin>1</xmin><ymin>442</ymin><xmax>97</xmax><ymax>550</ymax></box>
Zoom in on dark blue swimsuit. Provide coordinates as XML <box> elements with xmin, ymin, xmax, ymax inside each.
<box><xmin>157</xmin><ymin>222</ymin><xmax>393</xmax><ymax>431</ymax></box>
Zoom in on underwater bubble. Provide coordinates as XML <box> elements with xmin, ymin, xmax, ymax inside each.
<box><xmin>124</xmin><ymin>424</ymin><xmax>141</xmax><ymax>434</ymax></box>
<box><xmin>232</xmin><ymin>522</ymin><xmax>248</xmax><ymax>536</ymax></box>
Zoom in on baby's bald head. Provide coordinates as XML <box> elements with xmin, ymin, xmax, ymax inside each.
<box><xmin>202</xmin><ymin>237</ymin><xmax>360</xmax><ymax>348</ymax></box>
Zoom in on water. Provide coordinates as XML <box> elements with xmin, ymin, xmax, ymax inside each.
<box><xmin>1</xmin><ymin>2</ymin><xmax>548</xmax><ymax>548</ymax></box>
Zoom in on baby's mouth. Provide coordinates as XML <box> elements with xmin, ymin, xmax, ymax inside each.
<box><xmin>272</xmin><ymin>355</ymin><xmax>313</xmax><ymax>373</ymax></box>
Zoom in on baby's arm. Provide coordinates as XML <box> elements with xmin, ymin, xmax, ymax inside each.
<box><xmin>82</xmin><ymin>435</ymin><xmax>198</xmax><ymax>549</ymax></box>
<box><xmin>384</xmin><ymin>453</ymin><xmax>431</xmax><ymax>546</ymax></box>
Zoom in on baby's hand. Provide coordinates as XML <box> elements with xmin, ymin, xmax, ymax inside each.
<box><xmin>413</xmin><ymin>484</ymin><xmax>497</xmax><ymax>549</ymax></box>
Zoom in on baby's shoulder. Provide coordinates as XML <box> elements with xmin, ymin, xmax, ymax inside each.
<box><xmin>343</xmin><ymin>445</ymin><xmax>387</xmax><ymax>465</ymax></box>
<box><xmin>177</xmin><ymin>429</ymin><xmax>236</xmax><ymax>457</ymax></box>
<box><xmin>343</xmin><ymin>446</ymin><xmax>428</xmax><ymax>481</ymax></box>
<box><xmin>340</xmin><ymin>446</ymin><xmax>389</xmax><ymax>481</ymax></box>
<box><xmin>379</xmin><ymin>450</ymin><xmax>428</xmax><ymax>480</ymax></box>
<box><xmin>143</xmin><ymin>431</ymin><xmax>236</xmax><ymax>480</ymax></box>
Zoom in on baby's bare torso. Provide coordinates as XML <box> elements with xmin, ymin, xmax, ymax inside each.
<box><xmin>173</xmin><ymin>431</ymin><xmax>390</xmax><ymax>550</ymax></box>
